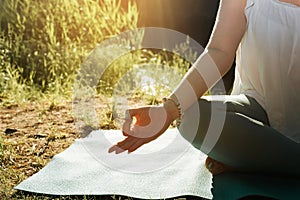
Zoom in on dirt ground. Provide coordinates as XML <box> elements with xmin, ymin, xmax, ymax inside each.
<box><xmin>0</xmin><ymin>100</ymin><xmax>79</xmax><ymax>197</ymax></box>
<box><xmin>0</xmin><ymin>99</ymin><xmax>210</xmax><ymax>200</ymax></box>
<box><xmin>0</xmin><ymin>95</ymin><xmax>162</xmax><ymax>199</ymax></box>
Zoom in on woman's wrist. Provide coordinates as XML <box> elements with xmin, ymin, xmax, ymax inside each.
<box><xmin>162</xmin><ymin>96</ymin><xmax>182</xmax><ymax>126</ymax></box>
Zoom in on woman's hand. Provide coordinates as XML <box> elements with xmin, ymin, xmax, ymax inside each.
<box><xmin>108</xmin><ymin>99</ymin><xmax>179</xmax><ymax>154</ymax></box>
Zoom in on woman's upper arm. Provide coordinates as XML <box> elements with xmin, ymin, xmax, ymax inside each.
<box><xmin>207</xmin><ymin>0</ymin><xmax>247</xmax><ymax>59</ymax></box>
<box><xmin>169</xmin><ymin>0</ymin><xmax>248</xmax><ymax>111</ymax></box>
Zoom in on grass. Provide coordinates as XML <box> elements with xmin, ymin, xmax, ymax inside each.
<box><xmin>0</xmin><ymin>0</ymin><xmax>139</xmax><ymax>97</ymax></box>
<box><xmin>0</xmin><ymin>0</ymin><xmax>195</xmax><ymax>199</ymax></box>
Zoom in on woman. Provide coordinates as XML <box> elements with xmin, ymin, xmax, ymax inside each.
<box><xmin>109</xmin><ymin>0</ymin><xmax>300</xmax><ymax>176</ymax></box>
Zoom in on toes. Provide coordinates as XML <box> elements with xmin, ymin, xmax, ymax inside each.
<box><xmin>205</xmin><ymin>157</ymin><xmax>233</xmax><ymax>175</ymax></box>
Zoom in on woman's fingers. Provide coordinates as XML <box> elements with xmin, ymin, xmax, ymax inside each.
<box><xmin>108</xmin><ymin>135</ymin><xmax>156</xmax><ymax>154</ymax></box>
<box><xmin>122</xmin><ymin>120</ymin><xmax>133</xmax><ymax>137</ymax></box>
<box><xmin>115</xmin><ymin>137</ymin><xmax>139</xmax><ymax>154</ymax></box>
<box><xmin>109</xmin><ymin>106</ymin><xmax>170</xmax><ymax>154</ymax></box>
<box><xmin>122</xmin><ymin>108</ymin><xmax>143</xmax><ymax>136</ymax></box>
<box><xmin>128</xmin><ymin>139</ymin><xmax>148</xmax><ymax>153</ymax></box>
<box><xmin>108</xmin><ymin>135</ymin><xmax>152</xmax><ymax>154</ymax></box>
<box><xmin>122</xmin><ymin>109</ymin><xmax>134</xmax><ymax>136</ymax></box>
<box><xmin>108</xmin><ymin>136</ymin><xmax>140</xmax><ymax>154</ymax></box>
<box><xmin>108</xmin><ymin>145</ymin><xmax>120</xmax><ymax>153</ymax></box>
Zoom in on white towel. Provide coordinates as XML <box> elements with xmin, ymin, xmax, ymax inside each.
<box><xmin>15</xmin><ymin>129</ymin><xmax>213</xmax><ymax>199</ymax></box>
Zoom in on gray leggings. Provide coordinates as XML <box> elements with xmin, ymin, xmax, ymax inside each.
<box><xmin>178</xmin><ymin>94</ymin><xmax>300</xmax><ymax>176</ymax></box>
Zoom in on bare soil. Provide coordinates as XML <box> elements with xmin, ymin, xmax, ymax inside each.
<box><xmin>0</xmin><ymin>100</ymin><xmax>79</xmax><ymax>198</ymax></box>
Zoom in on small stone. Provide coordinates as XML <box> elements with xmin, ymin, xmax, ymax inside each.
<box><xmin>4</xmin><ymin>128</ymin><xmax>18</xmax><ymax>135</ymax></box>
<box><xmin>34</xmin><ymin>133</ymin><xmax>47</xmax><ymax>139</ymax></box>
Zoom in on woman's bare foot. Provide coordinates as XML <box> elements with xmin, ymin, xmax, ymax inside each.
<box><xmin>205</xmin><ymin>157</ymin><xmax>234</xmax><ymax>175</ymax></box>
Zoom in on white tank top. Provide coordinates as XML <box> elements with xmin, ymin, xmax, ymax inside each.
<box><xmin>231</xmin><ymin>0</ymin><xmax>300</xmax><ymax>142</ymax></box>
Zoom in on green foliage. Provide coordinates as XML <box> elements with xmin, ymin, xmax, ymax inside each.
<box><xmin>0</xmin><ymin>0</ymin><xmax>197</xmax><ymax>110</ymax></box>
<box><xmin>0</xmin><ymin>0</ymin><xmax>139</xmax><ymax>102</ymax></box>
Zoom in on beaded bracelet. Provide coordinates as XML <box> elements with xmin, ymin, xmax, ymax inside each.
<box><xmin>162</xmin><ymin>97</ymin><xmax>183</xmax><ymax>127</ymax></box>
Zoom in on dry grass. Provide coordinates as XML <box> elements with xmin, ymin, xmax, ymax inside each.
<box><xmin>0</xmin><ymin>94</ymin><xmax>125</xmax><ymax>199</ymax></box>
<box><xmin>0</xmin><ymin>100</ymin><xmax>76</xmax><ymax>198</ymax></box>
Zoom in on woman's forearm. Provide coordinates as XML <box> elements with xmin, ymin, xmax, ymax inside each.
<box><xmin>167</xmin><ymin>48</ymin><xmax>235</xmax><ymax>115</ymax></box>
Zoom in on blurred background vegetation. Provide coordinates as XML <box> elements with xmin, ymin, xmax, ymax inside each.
<box><xmin>0</xmin><ymin>1</ymin><xmax>196</xmax><ymax>198</ymax></box>
<box><xmin>0</xmin><ymin>0</ymin><xmax>194</xmax><ymax>107</ymax></box>
<box><xmin>0</xmin><ymin>0</ymin><xmax>141</xmax><ymax>105</ymax></box>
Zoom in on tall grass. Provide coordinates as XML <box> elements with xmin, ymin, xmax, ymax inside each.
<box><xmin>0</xmin><ymin>0</ymin><xmax>139</xmax><ymax>104</ymax></box>
<box><xmin>0</xmin><ymin>0</ymin><xmax>195</xmax><ymax>129</ymax></box>
<box><xmin>0</xmin><ymin>2</ymin><xmax>197</xmax><ymax>199</ymax></box>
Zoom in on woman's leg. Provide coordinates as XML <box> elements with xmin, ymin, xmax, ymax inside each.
<box><xmin>178</xmin><ymin>94</ymin><xmax>300</xmax><ymax>176</ymax></box>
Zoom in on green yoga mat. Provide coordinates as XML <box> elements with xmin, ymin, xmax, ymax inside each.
<box><xmin>15</xmin><ymin>129</ymin><xmax>300</xmax><ymax>199</ymax></box>
<box><xmin>213</xmin><ymin>172</ymin><xmax>300</xmax><ymax>199</ymax></box>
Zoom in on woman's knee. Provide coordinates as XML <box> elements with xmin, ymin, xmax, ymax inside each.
<box><xmin>178</xmin><ymin>99</ymin><xmax>213</xmax><ymax>149</ymax></box>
